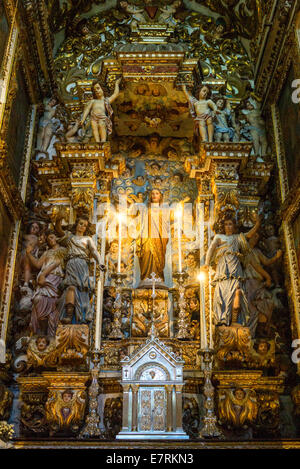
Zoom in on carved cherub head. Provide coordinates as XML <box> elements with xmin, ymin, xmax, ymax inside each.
<box><xmin>148</xmin><ymin>133</ymin><xmax>160</xmax><ymax>150</ymax></box>
<box><xmin>36</xmin><ymin>335</ymin><xmax>50</xmax><ymax>352</ymax></box>
<box><xmin>135</xmin><ymin>84</ymin><xmax>150</xmax><ymax>96</ymax></box>
<box><xmin>233</xmin><ymin>388</ymin><xmax>246</xmax><ymax>402</ymax></box>
<box><xmin>255</xmin><ymin>340</ymin><xmax>270</xmax><ymax>356</ymax></box>
<box><xmin>62</xmin><ymin>389</ymin><xmax>73</xmax><ymax>403</ymax></box>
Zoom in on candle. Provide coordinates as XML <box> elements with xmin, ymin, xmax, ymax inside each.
<box><xmin>208</xmin><ymin>267</ymin><xmax>213</xmax><ymax>348</ymax></box>
<box><xmin>94</xmin><ymin>278</ymin><xmax>102</xmax><ymax>350</ymax></box>
<box><xmin>117</xmin><ymin>213</ymin><xmax>122</xmax><ymax>273</ymax></box>
<box><xmin>177</xmin><ymin>206</ymin><xmax>182</xmax><ymax>273</ymax></box>
<box><xmin>199</xmin><ymin>203</ymin><xmax>208</xmax><ymax>349</ymax></box>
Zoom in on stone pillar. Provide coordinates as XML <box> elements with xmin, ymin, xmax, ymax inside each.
<box><xmin>131</xmin><ymin>384</ymin><xmax>139</xmax><ymax>432</ymax></box>
<box><xmin>166</xmin><ymin>385</ymin><xmax>173</xmax><ymax>432</ymax></box>
<box><xmin>175</xmin><ymin>384</ymin><xmax>184</xmax><ymax>433</ymax></box>
<box><xmin>121</xmin><ymin>384</ymin><xmax>131</xmax><ymax>432</ymax></box>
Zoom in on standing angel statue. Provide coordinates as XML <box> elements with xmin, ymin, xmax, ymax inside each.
<box><xmin>204</xmin><ymin>213</ymin><xmax>261</xmax><ymax>330</ymax></box>
<box><xmin>182</xmin><ymin>84</ymin><xmax>217</xmax><ymax>142</ymax></box>
<box><xmin>80</xmin><ymin>79</ymin><xmax>121</xmax><ymax>143</ymax></box>
<box><xmin>55</xmin><ymin>214</ymin><xmax>105</xmax><ymax>324</ymax></box>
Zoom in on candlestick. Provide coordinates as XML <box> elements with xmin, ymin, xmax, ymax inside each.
<box><xmin>198</xmin><ymin>348</ymin><xmax>223</xmax><ymax>439</ymax></box>
<box><xmin>109</xmin><ymin>271</ymin><xmax>127</xmax><ymax>339</ymax></box>
<box><xmin>174</xmin><ymin>271</ymin><xmax>189</xmax><ymax>339</ymax></box>
<box><xmin>79</xmin><ymin>349</ymin><xmax>105</xmax><ymax>439</ymax></box>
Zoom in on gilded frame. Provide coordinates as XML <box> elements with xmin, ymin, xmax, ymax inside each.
<box><xmin>270</xmin><ymin>19</ymin><xmax>300</xmax><ymax>358</ymax></box>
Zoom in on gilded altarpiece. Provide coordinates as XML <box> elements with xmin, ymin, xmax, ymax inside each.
<box><xmin>1</xmin><ymin>0</ymin><xmax>300</xmax><ymax>449</ymax></box>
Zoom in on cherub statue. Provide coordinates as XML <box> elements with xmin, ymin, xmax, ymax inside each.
<box><xmin>182</xmin><ymin>84</ymin><xmax>217</xmax><ymax>142</ymax></box>
<box><xmin>260</xmin><ymin>223</ymin><xmax>283</xmax><ymax>288</ymax></box>
<box><xmin>244</xmin><ymin>230</ymin><xmax>282</xmax><ymax>336</ymax></box>
<box><xmin>80</xmin><ymin>78</ymin><xmax>121</xmax><ymax>143</ymax></box>
<box><xmin>21</xmin><ymin>221</ymin><xmax>42</xmax><ymax>286</ymax></box>
<box><xmin>36</xmin><ymin>97</ymin><xmax>60</xmax><ymax>156</ymax></box>
<box><xmin>214</xmin><ymin>97</ymin><xmax>235</xmax><ymax>142</ymax></box>
<box><xmin>157</xmin><ymin>1</ymin><xmax>181</xmax><ymax>25</ymax></box>
<box><xmin>242</xmin><ymin>98</ymin><xmax>268</xmax><ymax>158</ymax></box>
<box><xmin>120</xmin><ymin>2</ymin><xmax>147</xmax><ymax>30</ymax></box>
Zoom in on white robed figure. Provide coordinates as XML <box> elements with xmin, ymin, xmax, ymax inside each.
<box><xmin>205</xmin><ymin>213</ymin><xmax>261</xmax><ymax>330</ymax></box>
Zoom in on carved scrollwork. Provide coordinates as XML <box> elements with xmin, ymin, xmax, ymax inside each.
<box><xmin>55</xmin><ymin>325</ymin><xmax>89</xmax><ymax>370</ymax></box>
<box><xmin>215</xmin><ymin>325</ymin><xmax>252</xmax><ymax>367</ymax></box>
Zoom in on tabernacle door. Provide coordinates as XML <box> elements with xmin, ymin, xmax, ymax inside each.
<box><xmin>138</xmin><ymin>386</ymin><xmax>166</xmax><ymax>432</ymax></box>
